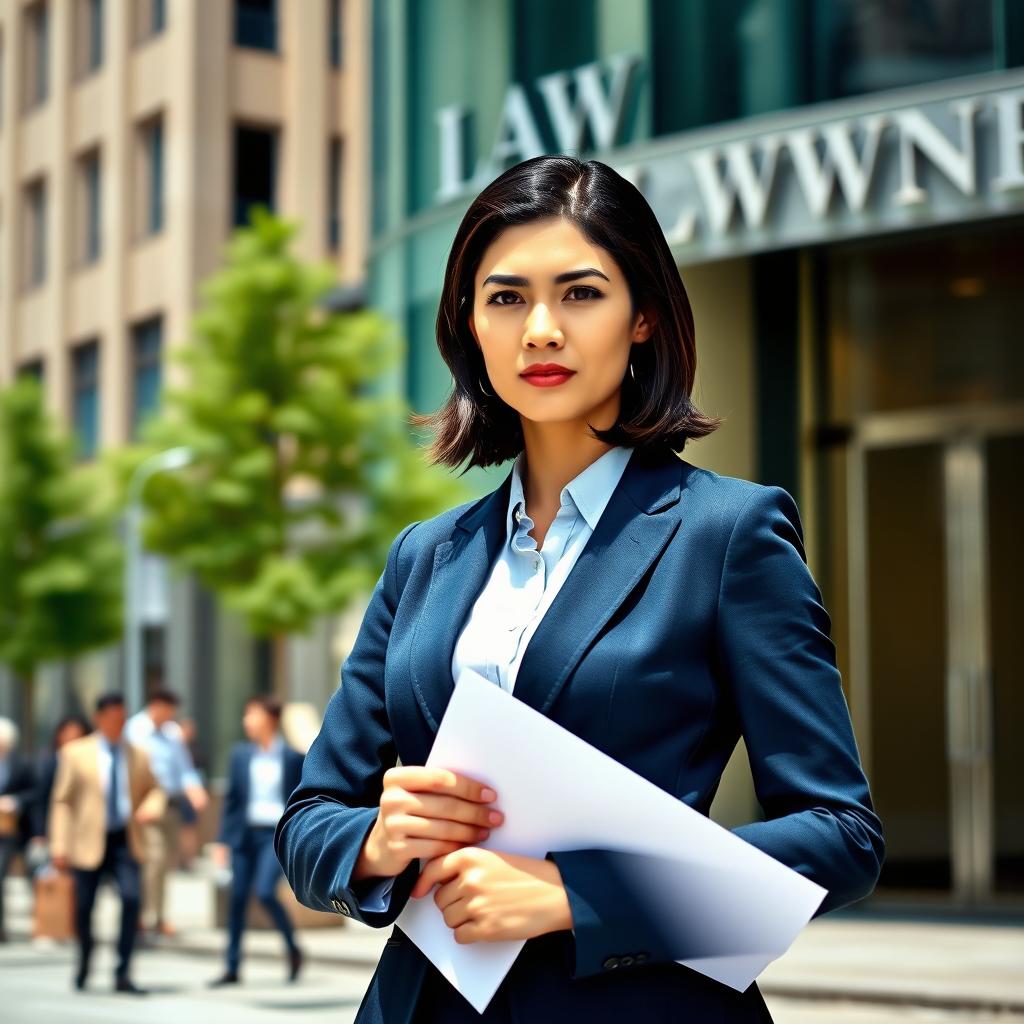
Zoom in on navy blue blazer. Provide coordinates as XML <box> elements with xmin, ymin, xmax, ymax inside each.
<box><xmin>276</xmin><ymin>450</ymin><xmax>884</xmax><ymax>1024</ymax></box>
<box><xmin>219</xmin><ymin>739</ymin><xmax>304</xmax><ymax>850</ymax></box>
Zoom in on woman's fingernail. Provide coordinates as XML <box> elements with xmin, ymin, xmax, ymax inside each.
<box><xmin>488</xmin><ymin>810</ymin><xmax>502</xmax><ymax>825</ymax></box>
<box><xmin>478</xmin><ymin>828</ymin><xmax>490</xmax><ymax>839</ymax></box>
<box><xmin>481</xmin><ymin>787</ymin><xmax>496</xmax><ymax>801</ymax></box>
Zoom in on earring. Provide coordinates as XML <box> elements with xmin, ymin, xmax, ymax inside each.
<box><xmin>478</xmin><ymin>376</ymin><xmax>493</xmax><ymax>396</ymax></box>
<box><xmin>629</xmin><ymin>360</ymin><xmax>636</xmax><ymax>381</ymax></box>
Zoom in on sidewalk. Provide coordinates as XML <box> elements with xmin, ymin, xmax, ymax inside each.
<box><xmin>5</xmin><ymin>872</ymin><xmax>1023</xmax><ymax>1014</ymax></box>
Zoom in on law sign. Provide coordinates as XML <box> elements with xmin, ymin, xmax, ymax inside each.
<box><xmin>437</xmin><ymin>58</ymin><xmax>1024</xmax><ymax>263</ymax></box>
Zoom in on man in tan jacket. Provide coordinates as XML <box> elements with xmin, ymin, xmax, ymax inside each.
<box><xmin>49</xmin><ymin>692</ymin><xmax>165</xmax><ymax>994</ymax></box>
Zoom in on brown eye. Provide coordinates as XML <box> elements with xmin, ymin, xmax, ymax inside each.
<box><xmin>486</xmin><ymin>290</ymin><xmax>521</xmax><ymax>306</ymax></box>
<box><xmin>567</xmin><ymin>286</ymin><xmax>601</xmax><ymax>301</ymax></box>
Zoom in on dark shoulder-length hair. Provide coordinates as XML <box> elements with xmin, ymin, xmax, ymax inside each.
<box><xmin>410</xmin><ymin>154</ymin><xmax>723</xmax><ymax>471</ymax></box>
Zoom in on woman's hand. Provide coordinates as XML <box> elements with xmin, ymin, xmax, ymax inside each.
<box><xmin>410</xmin><ymin>848</ymin><xmax>573</xmax><ymax>943</ymax></box>
<box><xmin>353</xmin><ymin>766</ymin><xmax>504</xmax><ymax>882</ymax></box>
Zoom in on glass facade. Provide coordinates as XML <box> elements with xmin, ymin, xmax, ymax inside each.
<box><xmin>371</xmin><ymin>0</ymin><xmax>1024</xmax><ymax>482</ymax></box>
<box><xmin>371</xmin><ymin>0</ymin><xmax>1024</xmax><ymax>907</ymax></box>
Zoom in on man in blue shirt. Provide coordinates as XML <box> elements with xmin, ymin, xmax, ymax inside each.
<box><xmin>209</xmin><ymin>695</ymin><xmax>304</xmax><ymax>986</ymax></box>
<box><xmin>125</xmin><ymin>688</ymin><xmax>208</xmax><ymax>938</ymax></box>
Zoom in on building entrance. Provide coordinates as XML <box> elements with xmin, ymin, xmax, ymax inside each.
<box><xmin>823</xmin><ymin>221</ymin><xmax>1024</xmax><ymax>904</ymax></box>
<box><xmin>846</xmin><ymin>409</ymin><xmax>1024</xmax><ymax>902</ymax></box>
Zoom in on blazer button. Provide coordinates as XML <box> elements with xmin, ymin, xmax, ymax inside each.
<box><xmin>635</xmin><ymin>952</ymin><xmax>649</xmax><ymax>963</ymax></box>
<box><xmin>620</xmin><ymin>955</ymin><xmax>635</xmax><ymax>967</ymax></box>
<box><xmin>331</xmin><ymin>896</ymin><xmax>352</xmax><ymax>917</ymax></box>
<box><xmin>602</xmin><ymin>956</ymin><xmax>620</xmax><ymax>971</ymax></box>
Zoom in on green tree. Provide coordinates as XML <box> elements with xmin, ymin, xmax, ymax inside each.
<box><xmin>0</xmin><ymin>377</ymin><xmax>123</xmax><ymax>743</ymax></box>
<box><xmin>112</xmin><ymin>208</ymin><xmax>467</xmax><ymax>692</ymax></box>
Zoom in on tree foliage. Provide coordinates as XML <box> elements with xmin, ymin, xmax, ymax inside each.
<box><xmin>110</xmin><ymin>208</ymin><xmax>466</xmax><ymax>637</ymax></box>
<box><xmin>0</xmin><ymin>377</ymin><xmax>123</xmax><ymax>678</ymax></box>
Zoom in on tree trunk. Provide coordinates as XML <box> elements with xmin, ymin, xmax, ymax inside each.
<box><xmin>18</xmin><ymin>670</ymin><xmax>36</xmax><ymax>753</ymax></box>
<box><xmin>272</xmin><ymin>633</ymin><xmax>288</xmax><ymax>699</ymax></box>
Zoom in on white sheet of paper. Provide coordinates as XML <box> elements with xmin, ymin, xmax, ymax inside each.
<box><xmin>396</xmin><ymin>667</ymin><xmax>827</xmax><ymax>1014</ymax></box>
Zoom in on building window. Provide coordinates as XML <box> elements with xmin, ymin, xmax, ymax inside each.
<box><xmin>138</xmin><ymin>114</ymin><xmax>164</xmax><ymax>237</ymax></box>
<box><xmin>233</xmin><ymin>124</ymin><xmax>277</xmax><ymax>227</ymax></box>
<box><xmin>76</xmin><ymin>148</ymin><xmax>102</xmax><ymax>265</ymax></box>
<box><xmin>17</xmin><ymin>359</ymin><xmax>45</xmax><ymax>382</ymax></box>
<box><xmin>327</xmin><ymin>136</ymin><xmax>342</xmax><ymax>250</ymax></box>
<box><xmin>329</xmin><ymin>0</ymin><xmax>342</xmax><ymax>68</ymax></box>
<box><xmin>71</xmin><ymin>340</ymin><xmax>100</xmax><ymax>460</ymax></box>
<box><xmin>23</xmin><ymin>1</ymin><xmax>50</xmax><ymax>111</ymax></box>
<box><xmin>131</xmin><ymin>315</ymin><xmax>163</xmax><ymax>437</ymax></box>
<box><xmin>74</xmin><ymin>0</ymin><xmax>104</xmax><ymax>79</ymax></box>
<box><xmin>235</xmin><ymin>0</ymin><xmax>277</xmax><ymax>52</ymax></box>
<box><xmin>134</xmin><ymin>0</ymin><xmax>166</xmax><ymax>43</ymax></box>
<box><xmin>24</xmin><ymin>177</ymin><xmax>47</xmax><ymax>289</ymax></box>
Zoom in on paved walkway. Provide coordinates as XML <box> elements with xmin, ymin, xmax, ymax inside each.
<box><xmin>5</xmin><ymin>872</ymin><xmax>1023</xmax><ymax>1019</ymax></box>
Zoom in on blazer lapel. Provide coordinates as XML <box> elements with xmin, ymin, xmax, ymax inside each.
<box><xmin>409</xmin><ymin>468</ymin><xmax>514</xmax><ymax>731</ymax></box>
<box><xmin>408</xmin><ymin>451</ymin><xmax>683</xmax><ymax>731</ymax></box>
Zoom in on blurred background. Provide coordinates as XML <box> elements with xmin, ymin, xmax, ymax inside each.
<box><xmin>0</xmin><ymin>1</ymin><xmax>1022</xmax><ymax>1021</ymax></box>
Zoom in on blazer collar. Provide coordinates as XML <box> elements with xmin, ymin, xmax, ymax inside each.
<box><xmin>408</xmin><ymin>448</ymin><xmax>684</xmax><ymax>732</ymax></box>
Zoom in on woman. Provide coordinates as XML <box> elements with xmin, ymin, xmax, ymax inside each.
<box><xmin>276</xmin><ymin>155</ymin><xmax>884</xmax><ymax>1023</ymax></box>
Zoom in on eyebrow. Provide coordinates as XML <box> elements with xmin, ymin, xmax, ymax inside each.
<box><xmin>481</xmin><ymin>267</ymin><xmax>611</xmax><ymax>287</ymax></box>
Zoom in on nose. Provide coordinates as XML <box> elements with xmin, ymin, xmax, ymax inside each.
<box><xmin>522</xmin><ymin>304</ymin><xmax>564</xmax><ymax>348</ymax></box>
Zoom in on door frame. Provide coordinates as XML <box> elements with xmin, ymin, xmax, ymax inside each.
<box><xmin>846</xmin><ymin>400</ymin><xmax>1024</xmax><ymax>902</ymax></box>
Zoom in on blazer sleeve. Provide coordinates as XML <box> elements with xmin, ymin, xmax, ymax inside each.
<box><xmin>548</xmin><ymin>484</ymin><xmax>885</xmax><ymax>980</ymax></box>
<box><xmin>217</xmin><ymin>746</ymin><xmax>243</xmax><ymax>847</ymax></box>
<box><xmin>275</xmin><ymin>520</ymin><xmax>421</xmax><ymax>928</ymax></box>
<box><xmin>47</xmin><ymin>750</ymin><xmax>74</xmax><ymax>861</ymax></box>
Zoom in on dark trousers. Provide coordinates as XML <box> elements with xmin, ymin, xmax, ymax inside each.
<box><xmin>73</xmin><ymin>828</ymin><xmax>140</xmax><ymax>980</ymax></box>
<box><xmin>0</xmin><ymin>836</ymin><xmax>22</xmax><ymax>933</ymax></box>
<box><xmin>226</xmin><ymin>824</ymin><xmax>298</xmax><ymax>972</ymax></box>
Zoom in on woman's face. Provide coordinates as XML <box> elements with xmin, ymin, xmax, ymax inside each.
<box><xmin>468</xmin><ymin>216</ymin><xmax>653</xmax><ymax>435</ymax></box>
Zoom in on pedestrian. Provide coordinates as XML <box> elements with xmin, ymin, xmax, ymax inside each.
<box><xmin>209</xmin><ymin>695</ymin><xmax>304</xmax><ymax>986</ymax></box>
<box><xmin>275</xmin><ymin>155</ymin><xmax>885</xmax><ymax>1023</ymax></box>
<box><xmin>49</xmin><ymin>692</ymin><xmax>165</xmax><ymax>994</ymax></box>
<box><xmin>28</xmin><ymin>715</ymin><xmax>91</xmax><ymax>873</ymax></box>
<box><xmin>125</xmin><ymin>687</ymin><xmax>208</xmax><ymax>937</ymax></box>
<box><xmin>29</xmin><ymin>720</ymin><xmax>90</xmax><ymax>856</ymax></box>
<box><xmin>0</xmin><ymin>717</ymin><xmax>36</xmax><ymax>943</ymax></box>
<box><xmin>175</xmin><ymin>717</ymin><xmax>205</xmax><ymax>869</ymax></box>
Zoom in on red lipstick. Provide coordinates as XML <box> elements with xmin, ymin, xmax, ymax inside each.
<box><xmin>519</xmin><ymin>363</ymin><xmax>576</xmax><ymax>388</ymax></box>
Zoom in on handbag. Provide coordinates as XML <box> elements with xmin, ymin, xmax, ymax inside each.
<box><xmin>33</xmin><ymin>867</ymin><xmax>76</xmax><ymax>941</ymax></box>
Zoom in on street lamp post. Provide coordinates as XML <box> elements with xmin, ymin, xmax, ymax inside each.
<box><xmin>124</xmin><ymin>446</ymin><xmax>194</xmax><ymax>713</ymax></box>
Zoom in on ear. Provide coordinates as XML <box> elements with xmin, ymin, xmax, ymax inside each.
<box><xmin>632</xmin><ymin>308</ymin><xmax>656</xmax><ymax>344</ymax></box>
<box><xmin>467</xmin><ymin>310</ymin><xmax>480</xmax><ymax>349</ymax></box>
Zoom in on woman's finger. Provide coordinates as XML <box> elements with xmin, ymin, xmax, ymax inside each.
<box><xmin>384</xmin><ymin>765</ymin><xmax>497</xmax><ymax>804</ymax></box>
<box><xmin>388</xmin><ymin>814</ymin><xmax>489</xmax><ymax>845</ymax></box>
<box><xmin>441</xmin><ymin>896</ymin><xmax>472</xmax><ymax>930</ymax></box>
<box><xmin>411</xmin><ymin>850</ymin><xmax>462</xmax><ymax>898</ymax></box>
<box><xmin>406</xmin><ymin>792</ymin><xmax>504</xmax><ymax>829</ymax></box>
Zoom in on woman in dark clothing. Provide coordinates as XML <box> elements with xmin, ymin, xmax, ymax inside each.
<box><xmin>276</xmin><ymin>155</ymin><xmax>884</xmax><ymax>1023</ymax></box>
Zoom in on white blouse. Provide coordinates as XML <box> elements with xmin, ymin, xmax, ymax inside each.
<box><xmin>356</xmin><ymin>444</ymin><xmax>634</xmax><ymax>912</ymax></box>
<box><xmin>450</xmin><ymin>443</ymin><xmax>634</xmax><ymax>694</ymax></box>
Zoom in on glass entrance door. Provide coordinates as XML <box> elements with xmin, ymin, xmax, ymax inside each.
<box><xmin>849</xmin><ymin>412</ymin><xmax>1024</xmax><ymax>902</ymax></box>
